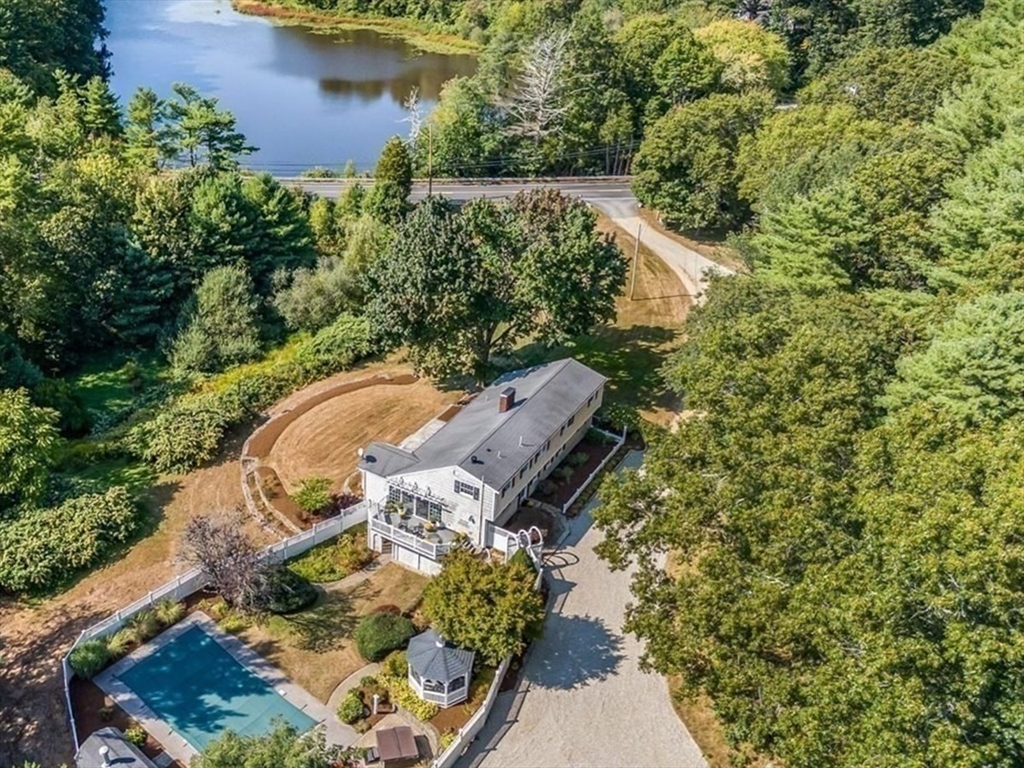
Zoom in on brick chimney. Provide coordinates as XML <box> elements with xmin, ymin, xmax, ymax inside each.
<box><xmin>499</xmin><ymin>386</ymin><xmax>516</xmax><ymax>413</ymax></box>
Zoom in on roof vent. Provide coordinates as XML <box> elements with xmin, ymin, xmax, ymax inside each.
<box><xmin>499</xmin><ymin>386</ymin><xmax>516</xmax><ymax>413</ymax></box>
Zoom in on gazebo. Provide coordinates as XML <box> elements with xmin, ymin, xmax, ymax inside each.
<box><xmin>406</xmin><ymin>629</ymin><xmax>474</xmax><ymax>708</ymax></box>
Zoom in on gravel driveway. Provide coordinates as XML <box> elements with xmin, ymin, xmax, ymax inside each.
<box><xmin>458</xmin><ymin>451</ymin><xmax>706</xmax><ymax>768</ymax></box>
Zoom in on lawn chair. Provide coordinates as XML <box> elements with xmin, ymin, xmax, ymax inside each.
<box><xmin>364</xmin><ymin>746</ymin><xmax>380</xmax><ymax>764</ymax></box>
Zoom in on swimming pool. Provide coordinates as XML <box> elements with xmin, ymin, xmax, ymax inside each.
<box><xmin>118</xmin><ymin>624</ymin><xmax>317</xmax><ymax>752</ymax></box>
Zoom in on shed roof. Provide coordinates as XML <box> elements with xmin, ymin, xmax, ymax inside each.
<box><xmin>75</xmin><ymin>727</ymin><xmax>157</xmax><ymax>768</ymax></box>
<box><xmin>376</xmin><ymin>725</ymin><xmax>418</xmax><ymax>762</ymax></box>
<box><xmin>359</xmin><ymin>358</ymin><xmax>606</xmax><ymax>488</ymax></box>
<box><xmin>406</xmin><ymin>629</ymin><xmax>474</xmax><ymax>681</ymax></box>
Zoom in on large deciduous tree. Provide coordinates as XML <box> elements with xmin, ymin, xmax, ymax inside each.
<box><xmin>366</xmin><ymin>190</ymin><xmax>625</xmax><ymax>381</ymax></box>
<box><xmin>422</xmin><ymin>548</ymin><xmax>544</xmax><ymax>665</ymax></box>
<box><xmin>632</xmin><ymin>91</ymin><xmax>773</xmax><ymax>231</ymax></box>
<box><xmin>694</xmin><ymin>19</ymin><xmax>790</xmax><ymax>94</ymax></box>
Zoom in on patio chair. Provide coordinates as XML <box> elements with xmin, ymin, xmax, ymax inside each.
<box><xmin>364</xmin><ymin>746</ymin><xmax>380</xmax><ymax>764</ymax></box>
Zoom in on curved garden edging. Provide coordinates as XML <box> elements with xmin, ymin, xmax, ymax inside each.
<box><xmin>241</xmin><ymin>373</ymin><xmax>419</xmax><ymax>533</ymax></box>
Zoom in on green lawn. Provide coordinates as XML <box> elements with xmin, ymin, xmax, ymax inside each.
<box><xmin>69</xmin><ymin>350</ymin><xmax>169</xmax><ymax>424</ymax></box>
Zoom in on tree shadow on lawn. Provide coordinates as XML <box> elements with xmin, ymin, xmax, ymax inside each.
<box><xmin>516</xmin><ymin>324</ymin><xmax>680</xmax><ymax>412</ymax></box>
<box><xmin>267</xmin><ymin>586</ymin><xmax>360</xmax><ymax>653</ymax></box>
<box><xmin>525</xmin><ymin>613</ymin><xmax>624</xmax><ymax>691</ymax></box>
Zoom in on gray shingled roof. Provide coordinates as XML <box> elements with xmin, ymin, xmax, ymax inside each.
<box><xmin>359</xmin><ymin>358</ymin><xmax>606</xmax><ymax>489</ymax></box>
<box><xmin>407</xmin><ymin>629</ymin><xmax>474</xmax><ymax>681</ymax></box>
<box><xmin>75</xmin><ymin>727</ymin><xmax>157</xmax><ymax>768</ymax></box>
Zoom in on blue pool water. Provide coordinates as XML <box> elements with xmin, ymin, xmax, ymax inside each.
<box><xmin>118</xmin><ymin>624</ymin><xmax>317</xmax><ymax>751</ymax></box>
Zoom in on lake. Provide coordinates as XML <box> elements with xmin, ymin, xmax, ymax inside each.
<box><xmin>104</xmin><ymin>0</ymin><xmax>477</xmax><ymax>173</ymax></box>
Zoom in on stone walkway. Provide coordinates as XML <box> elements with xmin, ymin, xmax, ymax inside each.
<box><xmin>458</xmin><ymin>451</ymin><xmax>707</xmax><ymax>768</ymax></box>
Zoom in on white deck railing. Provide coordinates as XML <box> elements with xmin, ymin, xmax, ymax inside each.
<box><xmin>369</xmin><ymin>513</ymin><xmax>453</xmax><ymax>560</ymax></box>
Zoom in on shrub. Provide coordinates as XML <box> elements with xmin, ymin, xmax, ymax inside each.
<box><xmin>0</xmin><ymin>487</ymin><xmax>140</xmax><ymax>592</ymax></box>
<box><xmin>440</xmin><ymin>730</ymin><xmax>457</xmax><ymax>751</ymax></box>
<box><xmin>124</xmin><ymin>725</ymin><xmax>148</xmax><ymax>747</ymax></box>
<box><xmin>105</xmin><ymin>628</ymin><xmax>135</xmax><ymax>657</ymax></box>
<box><xmin>266</xmin><ymin>567</ymin><xmax>318</xmax><ymax>614</ymax></box>
<box><xmin>154</xmin><ymin>599</ymin><xmax>186</xmax><ymax>627</ymax></box>
<box><xmin>69</xmin><ymin>639</ymin><xmax>111</xmax><ymax>679</ymax></box>
<box><xmin>538</xmin><ymin>479</ymin><xmax>559</xmax><ymax>496</ymax></box>
<box><xmin>127</xmin><ymin>394</ymin><xmax>230</xmax><ymax>474</ymax></box>
<box><xmin>380</xmin><ymin>650</ymin><xmax>407</xmax><ymax>680</ymax></box>
<box><xmin>129</xmin><ymin>319</ymin><xmax>373</xmax><ymax>475</ymax></box>
<box><xmin>554</xmin><ymin>466</ymin><xmax>574</xmax><ymax>482</ymax></box>
<box><xmin>596</xmin><ymin>403</ymin><xmax>641</xmax><ymax>436</ymax></box>
<box><xmin>388</xmin><ymin>675</ymin><xmax>439</xmax><ymax>721</ymax></box>
<box><xmin>125</xmin><ymin>610</ymin><xmax>161</xmax><ymax>644</ymax></box>
<box><xmin>292</xmin><ymin>476</ymin><xmax>333</xmax><ymax>514</ymax></box>
<box><xmin>33</xmin><ymin>378</ymin><xmax>92</xmax><ymax>437</ymax></box>
<box><xmin>359</xmin><ymin>675</ymin><xmax>378</xmax><ymax>688</ymax></box>
<box><xmin>288</xmin><ymin>531</ymin><xmax>373</xmax><ymax>583</ymax></box>
<box><xmin>218</xmin><ymin>611</ymin><xmax>251</xmax><ymax>634</ymax></box>
<box><xmin>337</xmin><ymin>689</ymin><xmax>365</xmax><ymax>724</ymax></box>
<box><xmin>294</xmin><ymin>314</ymin><xmax>372</xmax><ymax>379</ymax></box>
<box><xmin>567</xmin><ymin>452</ymin><xmax>590</xmax><ymax>468</ymax></box>
<box><xmin>356</xmin><ymin>613</ymin><xmax>415</xmax><ymax>661</ymax></box>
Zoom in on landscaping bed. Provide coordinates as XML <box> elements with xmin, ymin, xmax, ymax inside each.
<box><xmin>532</xmin><ymin>434</ymin><xmax>619</xmax><ymax>511</ymax></box>
<box><xmin>69</xmin><ymin>677</ymin><xmax>183</xmax><ymax>766</ymax></box>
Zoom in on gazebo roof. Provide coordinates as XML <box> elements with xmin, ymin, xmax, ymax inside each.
<box><xmin>406</xmin><ymin>629</ymin><xmax>474</xmax><ymax>681</ymax></box>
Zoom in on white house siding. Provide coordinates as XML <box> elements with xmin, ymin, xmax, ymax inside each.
<box><xmin>360</xmin><ymin>379</ymin><xmax>604</xmax><ymax>570</ymax></box>
<box><xmin>392</xmin><ymin>543</ymin><xmax>443</xmax><ymax>575</ymax></box>
<box><xmin>491</xmin><ymin>392</ymin><xmax>602</xmax><ymax>528</ymax></box>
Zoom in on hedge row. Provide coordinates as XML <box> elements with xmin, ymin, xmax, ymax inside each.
<box><xmin>128</xmin><ymin>315</ymin><xmax>372</xmax><ymax>474</ymax></box>
<box><xmin>0</xmin><ymin>486</ymin><xmax>140</xmax><ymax>592</ymax></box>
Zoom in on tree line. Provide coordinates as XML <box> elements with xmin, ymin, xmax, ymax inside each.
<box><xmin>281</xmin><ymin>0</ymin><xmax>981</xmax><ymax>179</ymax></box>
<box><xmin>594</xmin><ymin>1</ymin><xmax>1024</xmax><ymax>766</ymax></box>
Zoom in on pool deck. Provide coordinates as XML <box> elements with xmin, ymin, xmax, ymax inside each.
<box><xmin>95</xmin><ymin>612</ymin><xmax>352</xmax><ymax>765</ymax></box>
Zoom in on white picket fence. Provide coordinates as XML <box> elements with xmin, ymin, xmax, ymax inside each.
<box><xmin>61</xmin><ymin>502</ymin><xmax>369</xmax><ymax>753</ymax></box>
<box><xmin>431</xmin><ymin>654</ymin><xmax>513</xmax><ymax>768</ymax></box>
<box><xmin>561</xmin><ymin>427</ymin><xmax>627</xmax><ymax>514</ymax></box>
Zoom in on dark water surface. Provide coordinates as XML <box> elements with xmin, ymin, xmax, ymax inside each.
<box><xmin>104</xmin><ymin>0</ymin><xmax>476</xmax><ymax>172</ymax></box>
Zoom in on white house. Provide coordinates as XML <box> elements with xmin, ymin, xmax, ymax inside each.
<box><xmin>358</xmin><ymin>358</ymin><xmax>607</xmax><ymax>574</ymax></box>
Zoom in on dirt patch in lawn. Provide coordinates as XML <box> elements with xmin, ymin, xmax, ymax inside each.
<box><xmin>0</xmin><ymin>431</ymin><xmax>274</xmax><ymax>768</ymax></box>
<box><xmin>263</xmin><ymin>375</ymin><xmax>462</xmax><ymax>495</ymax></box>
<box><xmin>236</xmin><ymin>562</ymin><xmax>430</xmax><ymax>703</ymax></box>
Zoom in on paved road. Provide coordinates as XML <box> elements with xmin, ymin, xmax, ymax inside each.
<box><xmin>289</xmin><ymin>178</ymin><xmax>734</xmax><ymax>299</ymax></box>
<box><xmin>457</xmin><ymin>451</ymin><xmax>707</xmax><ymax>768</ymax></box>
<box><xmin>287</xmin><ymin>177</ymin><xmax>637</xmax><ymax>205</ymax></box>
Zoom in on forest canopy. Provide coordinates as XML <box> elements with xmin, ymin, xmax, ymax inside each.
<box><xmin>593</xmin><ymin>1</ymin><xmax>1024</xmax><ymax>766</ymax></box>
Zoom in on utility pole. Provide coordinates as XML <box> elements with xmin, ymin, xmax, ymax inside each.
<box><xmin>630</xmin><ymin>223</ymin><xmax>642</xmax><ymax>300</ymax></box>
